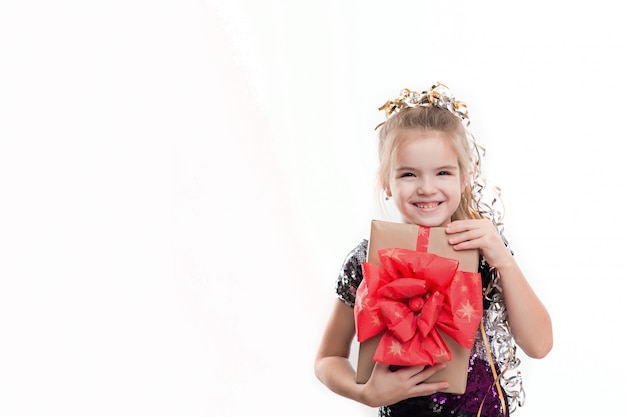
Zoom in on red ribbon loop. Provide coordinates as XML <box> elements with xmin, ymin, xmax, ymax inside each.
<box><xmin>355</xmin><ymin>247</ymin><xmax>482</xmax><ymax>366</ymax></box>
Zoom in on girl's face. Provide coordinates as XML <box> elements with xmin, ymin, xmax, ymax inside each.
<box><xmin>387</xmin><ymin>129</ymin><xmax>464</xmax><ymax>227</ymax></box>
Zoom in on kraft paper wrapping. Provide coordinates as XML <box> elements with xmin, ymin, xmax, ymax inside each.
<box><xmin>355</xmin><ymin>220</ymin><xmax>482</xmax><ymax>394</ymax></box>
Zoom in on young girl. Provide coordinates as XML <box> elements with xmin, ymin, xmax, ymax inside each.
<box><xmin>314</xmin><ymin>83</ymin><xmax>552</xmax><ymax>417</ymax></box>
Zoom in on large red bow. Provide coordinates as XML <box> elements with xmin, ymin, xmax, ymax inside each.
<box><xmin>355</xmin><ymin>248</ymin><xmax>482</xmax><ymax>366</ymax></box>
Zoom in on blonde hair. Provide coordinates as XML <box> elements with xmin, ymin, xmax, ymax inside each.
<box><xmin>376</xmin><ymin>106</ymin><xmax>482</xmax><ymax>221</ymax></box>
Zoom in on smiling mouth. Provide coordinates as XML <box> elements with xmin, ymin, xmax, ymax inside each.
<box><xmin>414</xmin><ymin>202</ymin><xmax>441</xmax><ymax>209</ymax></box>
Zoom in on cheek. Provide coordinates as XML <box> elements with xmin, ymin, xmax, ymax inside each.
<box><xmin>444</xmin><ymin>181</ymin><xmax>463</xmax><ymax>199</ymax></box>
<box><xmin>388</xmin><ymin>178</ymin><xmax>403</xmax><ymax>192</ymax></box>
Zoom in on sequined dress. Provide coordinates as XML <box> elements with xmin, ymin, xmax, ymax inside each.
<box><xmin>336</xmin><ymin>239</ymin><xmax>510</xmax><ymax>417</ymax></box>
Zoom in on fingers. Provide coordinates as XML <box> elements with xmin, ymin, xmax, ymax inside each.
<box><xmin>447</xmin><ymin>218</ymin><xmax>495</xmax><ymax>233</ymax></box>
<box><xmin>446</xmin><ymin>221</ymin><xmax>481</xmax><ymax>245</ymax></box>
<box><xmin>446</xmin><ymin>219</ymin><xmax>500</xmax><ymax>249</ymax></box>
<box><xmin>407</xmin><ymin>363</ymin><xmax>449</xmax><ymax>396</ymax></box>
<box><xmin>409</xmin><ymin>381</ymin><xmax>450</xmax><ymax>397</ymax></box>
<box><xmin>446</xmin><ymin>219</ymin><xmax>480</xmax><ymax>233</ymax></box>
<box><xmin>368</xmin><ymin>363</ymin><xmax>450</xmax><ymax>405</ymax></box>
<box><xmin>447</xmin><ymin>229</ymin><xmax>483</xmax><ymax>246</ymax></box>
<box><xmin>406</xmin><ymin>363</ymin><xmax>446</xmax><ymax>383</ymax></box>
<box><xmin>392</xmin><ymin>364</ymin><xmax>426</xmax><ymax>377</ymax></box>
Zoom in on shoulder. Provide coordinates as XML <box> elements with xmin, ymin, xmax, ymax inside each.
<box><xmin>341</xmin><ymin>239</ymin><xmax>368</xmax><ymax>265</ymax></box>
<box><xmin>335</xmin><ymin>239</ymin><xmax>368</xmax><ymax>307</ymax></box>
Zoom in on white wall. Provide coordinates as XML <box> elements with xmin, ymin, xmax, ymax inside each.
<box><xmin>1</xmin><ymin>1</ymin><xmax>624</xmax><ymax>416</ymax></box>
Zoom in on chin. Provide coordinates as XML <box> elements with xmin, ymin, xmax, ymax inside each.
<box><xmin>422</xmin><ymin>221</ymin><xmax>447</xmax><ymax>228</ymax></box>
<box><xmin>403</xmin><ymin>218</ymin><xmax>446</xmax><ymax>227</ymax></box>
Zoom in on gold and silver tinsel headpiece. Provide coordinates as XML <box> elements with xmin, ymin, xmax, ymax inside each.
<box><xmin>376</xmin><ymin>82</ymin><xmax>470</xmax><ymax>130</ymax></box>
<box><xmin>376</xmin><ymin>82</ymin><xmax>526</xmax><ymax>413</ymax></box>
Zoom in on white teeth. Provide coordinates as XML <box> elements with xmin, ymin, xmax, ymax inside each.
<box><xmin>415</xmin><ymin>202</ymin><xmax>439</xmax><ymax>209</ymax></box>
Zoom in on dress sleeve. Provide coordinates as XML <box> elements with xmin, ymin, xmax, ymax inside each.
<box><xmin>480</xmin><ymin>233</ymin><xmax>514</xmax><ymax>309</ymax></box>
<box><xmin>335</xmin><ymin>239</ymin><xmax>368</xmax><ymax>308</ymax></box>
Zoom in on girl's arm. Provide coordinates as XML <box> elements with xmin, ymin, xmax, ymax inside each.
<box><xmin>489</xmin><ymin>254</ymin><xmax>553</xmax><ymax>358</ymax></box>
<box><xmin>446</xmin><ymin>219</ymin><xmax>553</xmax><ymax>359</ymax></box>
<box><xmin>314</xmin><ymin>299</ymin><xmax>448</xmax><ymax>407</ymax></box>
<box><xmin>314</xmin><ymin>300</ymin><xmax>365</xmax><ymax>402</ymax></box>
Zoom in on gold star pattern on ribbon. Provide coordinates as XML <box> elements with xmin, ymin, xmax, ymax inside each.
<box><xmin>432</xmin><ymin>348</ymin><xmax>449</xmax><ymax>363</ymax></box>
<box><xmin>456</xmin><ymin>299</ymin><xmax>479</xmax><ymax>322</ymax></box>
<box><xmin>385</xmin><ymin>248</ymin><xmax>405</xmax><ymax>263</ymax></box>
<box><xmin>471</xmin><ymin>273</ymin><xmax>481</xmax><ymax>286</ymax></box>
<box><xmin>387</xmin><ymin>340</ymin><xmax>404</xmax><ymax>357</ymax></box>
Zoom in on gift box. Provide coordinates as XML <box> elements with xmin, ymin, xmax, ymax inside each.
<box><xmin>354</xmin><ymin>220</ymin><xmax>483</xmax><ymax>394</ymax></box>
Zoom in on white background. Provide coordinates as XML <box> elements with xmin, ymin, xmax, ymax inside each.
<box><xmin>1</xmin><ymin>1</ymin><xmax>624</xmax><ymax>416</ymax></box>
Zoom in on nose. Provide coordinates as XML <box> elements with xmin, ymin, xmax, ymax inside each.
<box><xmin>417</xmin><ymin>177</ymin><xmax>436</xmax><ymax>195</ymax></box>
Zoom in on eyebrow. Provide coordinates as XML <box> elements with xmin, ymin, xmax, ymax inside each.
<box><xmin>395</xmin><ymin>165</ymin><xmax>459</xmax><ymax>171</ymax></box>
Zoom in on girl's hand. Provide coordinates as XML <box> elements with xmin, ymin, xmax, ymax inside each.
<box><xmin>445</xmin><ymin>219</ymin><xmax>513</xmax><ymax>269</ymax></box>
<box><xmin>361</xmin><ymin>362</ymin><xmax>449</xmax><ymax>407</ymax></box>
